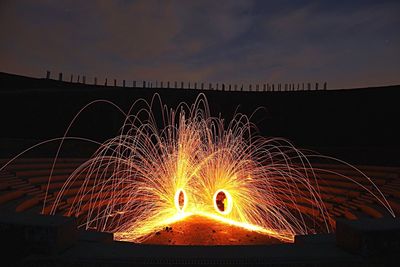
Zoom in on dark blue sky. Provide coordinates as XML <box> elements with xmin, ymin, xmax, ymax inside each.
<box><xmin>0</xmin><ymin>0</ymin><xmax>399</xmax><ymax>88</ymax></box>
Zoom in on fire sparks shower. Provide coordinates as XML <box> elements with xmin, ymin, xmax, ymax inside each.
<box><xmin>2</xmin><ymin>94</ymin><xmax>394</xmax><ymax>244</ymax></box>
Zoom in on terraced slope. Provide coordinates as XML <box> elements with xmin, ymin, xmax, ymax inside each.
<box><xmin>1</xmin><ymin>158</ymin><xmax>399</xmax><ymax>230</ymax></box>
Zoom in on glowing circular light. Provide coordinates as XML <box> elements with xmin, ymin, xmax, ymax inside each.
<box><xmin>213</xmin><ymin>189</ymin><xmax>233</xmax><ymax>215</ymax></box>
<box><xmin>174</xmin><ymin>188</ymin><xmax>187</xmax><ymax>212</ymax></box>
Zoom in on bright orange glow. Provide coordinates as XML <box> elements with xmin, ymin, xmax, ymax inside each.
<box><xmin>213</xmin><ymin>189</ymin><xmax>233</xmax><ymax>215</ymax></box>
<box><xmin>193</xmin><ymin>211</ymin><xmax>293</xmax><ymax>242</ymax></box>
<box><xmin>174</xmin><ymin>189</ymin><xmax>187</xmax><ymax>212</ymax></box>
<box><xmin>42</xmin><ymin>94</ymin><xmax>394</xmax><ymax>244</ymax></box>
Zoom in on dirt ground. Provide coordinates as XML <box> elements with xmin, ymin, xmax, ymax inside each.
<box><xmin>143</xmin><ymin>215</ymin><xmax>283</xmax><ymax>245</ymax></box>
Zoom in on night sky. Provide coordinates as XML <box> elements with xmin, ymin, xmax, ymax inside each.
<box><xmin>0</xmin><ymin>0</ymin><xmax>399</xmax><ymax>89</ymax></box>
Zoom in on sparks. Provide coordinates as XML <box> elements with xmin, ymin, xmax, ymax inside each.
<box><xmin>38</xmin><ymin>94</ymin><xmax>394</xmax><ymax>243</ymax></box>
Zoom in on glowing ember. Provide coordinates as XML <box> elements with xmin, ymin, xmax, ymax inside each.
<box><xmin>14</xmin><ymin>94</ymin><xmax>390</xmax><ymax>244</ymax></box>
<box><xmin>213</xmin><ymin>189</ymin><xmax>232</xmax><ymax>215</ymax></box>
<box><xmin>175</xmin><ymin>189</ymin><xmax>187</xmax><ymax>212</ymax></box>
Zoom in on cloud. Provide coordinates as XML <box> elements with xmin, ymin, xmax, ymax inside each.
<box><xmin>0</xmin><ymin>0</ymin><xmax>399</xmax><ymax>88</ymax></box>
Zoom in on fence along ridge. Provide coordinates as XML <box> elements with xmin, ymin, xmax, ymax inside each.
<box><xmin>45</xmin><ymin>70</ymin><xmax>328</xmax><ymax>91</ymax></box>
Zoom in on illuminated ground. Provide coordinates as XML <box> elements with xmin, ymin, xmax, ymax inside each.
<box><xmin>142</xmin><ymin>215</ymin><xmax>283</xmax><ymax>245</ymax></box>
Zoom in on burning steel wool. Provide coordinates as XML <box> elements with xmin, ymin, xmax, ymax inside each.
<box><xmin>1</xmin><ymin>94</ymin><xmax>395</xmax><ymax>243</ymax></box>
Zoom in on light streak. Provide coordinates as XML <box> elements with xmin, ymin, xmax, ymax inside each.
<box><xmin>174</xmin><ymin>188</ymin><xmax>187</xmax><ymax>212</ymax></box>
<box><xmin>27</xmin><ymin>94</ymin><xmax>393</xmax><ymax>243</ymax></box>
<box><xmin>213</xmin><ymin>189</ymin><xmax>233</xmax><ymax>215</ymax></box>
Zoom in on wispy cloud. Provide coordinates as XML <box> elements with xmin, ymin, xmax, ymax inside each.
<box><xmin>0</xmin><ymin>0</ymin><xmax>399</xmax><ymax>88</ymax></box>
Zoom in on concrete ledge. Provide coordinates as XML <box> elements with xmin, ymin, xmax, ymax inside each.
<box><xmin>295</xmin><ymin>233</ymin><xmax>335</xmax><ymax>245</ymax></box>
<box><xmin>0</xmin><ymin>212</ymin><xmax>77</xmax><ymax>256</ymax></box>
<box><xmin>79</xmin><ymin>229</ymin><xmax>113</xmax><ymax>243</ymax></box>
<box><xmin>336</xmin><ymin>217</ymin><xmax>400</xmax><ymax>258</ymax></box>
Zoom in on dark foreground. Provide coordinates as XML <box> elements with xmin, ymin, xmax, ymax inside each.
<box><xmin>1</xmin><ymin>212</ymin><xmax>399</xmax><ymax>266</ymax></box>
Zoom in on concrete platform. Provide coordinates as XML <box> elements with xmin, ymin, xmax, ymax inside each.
<box><xmin>5</xmin><ymin>212</ymin><xmax>400</xmax><ymax>266</ymax></box>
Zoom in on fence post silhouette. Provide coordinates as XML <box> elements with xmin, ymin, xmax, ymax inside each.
<box><xmin>222</xmin><ymin>84</ymin><xmax>225</xmax><ymax>91</ymax></box>
<box><xmin>201</xmin><ymin>83</ymin><xmax>204</xmax><ymax>90</ymax></box>
<box><xmin>82</xmin><ymin>76</ymin><xmax>86</xmax><ymax>84</ymax></box>
<box><xmin>315</xmin><ymin>82</ymin><xmax>319</xmax><ymax>90</ymax></box>
<box><xmin>323</xmin><ymin>82</ymin><xmax>327</xmax><ymax>90</ymax></box>
<box><xmin>133</xmin><ymin>80</ymin><xmax>136</xmax><ymax>88</ymax></box>
<box><xmin>307</xmin><ymin>83</ymin><xmax>311</xmax><ymax>90</ymax></box>
<box><xmin>58</xmin><ymin>72</ymin><xmax>62</xmax><ymax>81</ymax></box>
<box><xmin>122</xmin><ymin>80</ymin><xmax>125</xmax><ymax>87</ymax></box>
<box><xmin>70</xmin><ymin>74</ymin><xmax>73</xmax><ymax>83</ymax></box>
<box><xmin>105</xmin><ymin>78</ymin><xmax>108</xmax><ymax>86</ymax></box>
<box><xmin>229</xmin><ymin>84</ymin><xmax>231</xmax><ymax>91</ymax></box>
<box><xmin>77</xmin><ymin>75</ymin><xmax>80</xmax><ymax>83</ymax></box>
<box><xmin>234</xmin><ymin>84</ymin><xmax>237</xmax><ymax>91</ymax></box>
<box><xmin>46</xmin><ymin>70</ymin><xmax>50</xmax><ymax>79</ymax></box>
<box><xmin>143</xmin><ymin>81</ymin><xmax>146</xmax><ymax>88</ymax></box>
<box><xmin>94</xmin><ymin>77</ymin><xmax>97</xmax><ymax>85</ymax></box>
<box><xmin>188</xmin><ymin>82</ymin><xmax>191</xmax><ymax>89</ymax></box>
<box><xmin>167</xmin><ymin>81</ymin><xmax>170</xmax><ymax>88</ymax></box>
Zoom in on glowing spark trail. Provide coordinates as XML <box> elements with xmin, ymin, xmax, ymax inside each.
<box><xmin>2</xmin><ymin>94</ymin><xmax>393</xmax><ymax>243</ymax></box>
